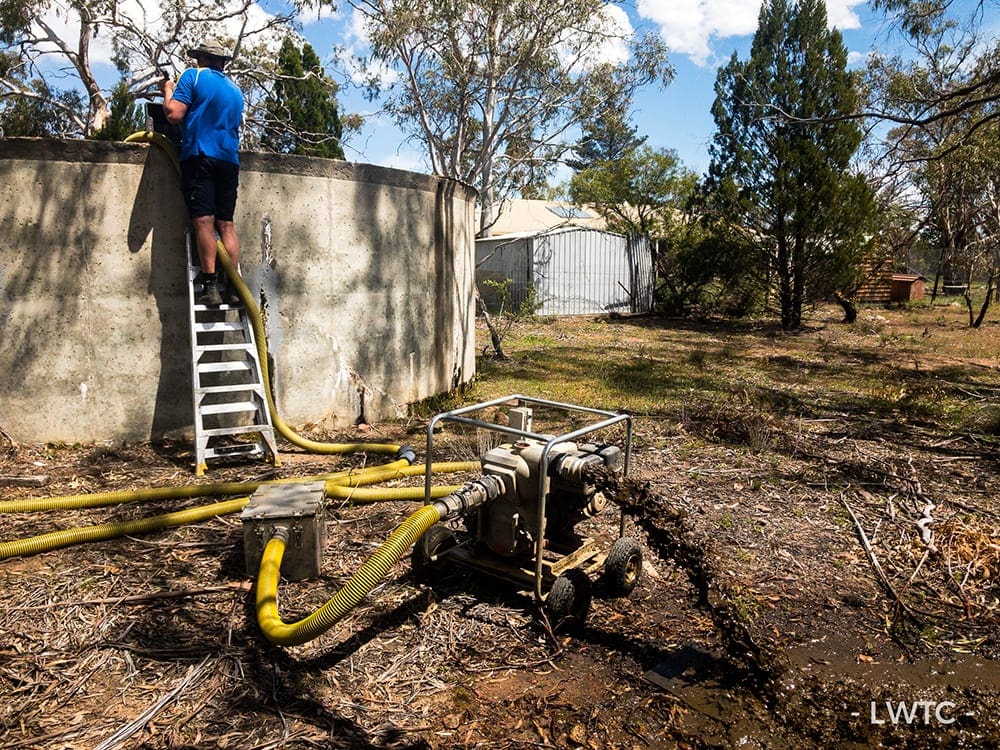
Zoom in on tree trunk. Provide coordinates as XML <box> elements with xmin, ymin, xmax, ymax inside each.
<box><xmin>834</xmin><ymin>291</ymin><xmax>857</xmax><ymax>323</ymax></box>
<box><xmin>971</xmin><ymin>268</ymin><xmax>998</xmax><ymax>328</ymax></box>
<box><xmin>475</xmin><ymin>284</ymin><xmax>507</xmax><ymax>360</ymax></box>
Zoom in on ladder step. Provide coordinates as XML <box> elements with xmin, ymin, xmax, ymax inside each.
<box><xmin>194</xmin><ymin>320</ymin><xmax>247</xmax><ymax>333</ymax></box>
<box><xmin>197</xmin><ymin>360</ymin><xmax>254</xmax><ymax>374</ymax></box>
<box><xmin>196</xmin><ymin>343</ymin><xmax>256</xmax><ymax>354</ymax></box>
<box><xmin>199</xmin><ymin>400</ymin><xmax>261</xmax><ymax>416</ymax></box>
<box><xmin>197</xmin><ymin>384</ymin><xmax>266</xmax><ymax>396</ymax></box>
<box><xmin>204</xmin><ymin>443</ymin><xmax>267</xmax><ymax>459</ymax></box>
<box><xmin>193</xmin><ymin>302</ymin><xmax>241</xmax><ymax>312</ymax></box>
<box><xmin>201</xmin><ymin>424</ymin><xmax>273</xmax><ymax>437</ymax></box>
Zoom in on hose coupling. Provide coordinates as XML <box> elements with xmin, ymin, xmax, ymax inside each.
<box><xmin>267</xmin><ymin>524</ymin><xmax>291</xmax><ymax>545</ymax></box>
<box><xmin>395</xmin><ymin>445</ymin><xmax>417</xmax><ymax>465</ymax></box>
<box><xmin>433</xmin><ymin>475</ymin><xmax>505</xmax><ymax>521</ymax></box>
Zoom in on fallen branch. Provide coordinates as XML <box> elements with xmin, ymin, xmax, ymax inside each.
<box><xmin>8</xmin><ymin>582</ymin><xmax>251</xmax><ymax>611</ymax></box>
<box><xmin>838</xmin><ymin>492</ymin><xmax>900</xmax><ymax>603</ymax></box>
<box><xmin>0</xmin><ymin>475</ymin><xmax>49</xmax><ymax>487</ymax></box>
<box><xmin>94</xmin><ymin>655</ymin><xmax>213</xmax><ymax>750</ymax></box>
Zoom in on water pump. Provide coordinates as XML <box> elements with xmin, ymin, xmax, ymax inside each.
<box><xmin>414</xmin><ymin>395</ymin><xmax>643</xmax><ymax>627</ymax></box>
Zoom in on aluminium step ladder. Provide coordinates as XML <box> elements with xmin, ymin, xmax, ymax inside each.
<box><xmin>186</xmin><ymin>233</ymin><xmax>279</xmax><ymax>475</ymax></box>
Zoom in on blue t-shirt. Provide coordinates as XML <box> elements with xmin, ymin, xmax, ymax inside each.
<box><xmin>172</xmin><ymin>67</ymin><xmax>244</xmax><ymax>165</ymax></box>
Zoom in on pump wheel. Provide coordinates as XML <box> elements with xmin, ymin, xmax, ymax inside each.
<box><xmin>546</xmin><ymin>569</ymin><xmax>592</xmax><ymax>629</ymax></box>
<box><xmin>602</xmin><ymin>537</ymin><xmax>643</xmax><ymax>597</ymax></box>
<box><xmin>411</xmin><ymin>525</ymin><xmax>457</xmax><ymax>583</ymax></box>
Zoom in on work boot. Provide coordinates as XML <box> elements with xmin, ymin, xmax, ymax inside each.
<box><xmin>221</xmin><ymin>273</ymin><xmax>241</xmax><ymax>306</ymax></box>
<box><xmin>197</xmin><ymin>273</ymin><xmax>223</xmax><ymax>307</ymax></box>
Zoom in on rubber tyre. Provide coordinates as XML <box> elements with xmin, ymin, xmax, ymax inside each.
<box><xmin>411</xmin><ymin>525</ymin><xmax>457</xmax><ymax>583</ymax></box>
<box><xmin>546</xmin><ymin>568</ymin><xmax>592</xmax><ymax>629</ymax></box>
<box><xmin>602</xmin><ymin>537</ymin><xmax>643</xmax><ymax>597</ymax></box>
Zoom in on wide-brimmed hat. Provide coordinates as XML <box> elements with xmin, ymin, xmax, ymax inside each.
<box><xmin>186</xmin><ymin>42</ymin><xmax>232</xmax><ymax>61</ymax></box>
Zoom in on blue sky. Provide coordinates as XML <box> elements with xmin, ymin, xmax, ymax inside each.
<box><xmin>296</xmin><ymin>0</ymin><xmax>894</xmax><ymax>178</ymax></box>
<box><xmin>38</xmin><ymin>1</ymin><xmax>989</xmax><ymax>179</ymax></box>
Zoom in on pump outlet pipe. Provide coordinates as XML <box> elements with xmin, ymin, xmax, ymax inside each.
<box><xmin>255</xmin><ymin>476</ymin><xmax>504</xmax><ymax>646</ymax></box>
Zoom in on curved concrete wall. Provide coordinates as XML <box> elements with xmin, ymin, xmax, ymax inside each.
<box><xmin>0</xmin><ymin>138</ymin><xmax>477</xmax><ymax>443</ymax></box>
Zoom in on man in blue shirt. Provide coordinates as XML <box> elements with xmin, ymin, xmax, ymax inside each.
<box><xmin>160</xmin><ymin>41</ymin><xmax>244</xmax><ymax>307</ymax></box>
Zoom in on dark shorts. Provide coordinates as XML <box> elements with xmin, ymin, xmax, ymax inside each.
<box><xmin>180</xmin><ymin>156</ymin><xmax>239</xmax><ymax>221</ymax></box>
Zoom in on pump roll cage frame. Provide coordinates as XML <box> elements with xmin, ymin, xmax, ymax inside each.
<box><xmin>424</xmin><ymin>394</ymin><xmax>633</xmax><ymax>603</ymax></box>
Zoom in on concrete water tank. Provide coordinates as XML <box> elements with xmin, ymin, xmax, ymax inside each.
<box><xmin>0</xmin><ymin>138</ymin><xmax>477</xmax><ymax>442</ymax></box>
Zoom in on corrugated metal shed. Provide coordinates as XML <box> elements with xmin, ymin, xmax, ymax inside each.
<box><xmin>476</xmin><ymin>227</ymin><xmax>653</xmax><ymax>316</ymax></box>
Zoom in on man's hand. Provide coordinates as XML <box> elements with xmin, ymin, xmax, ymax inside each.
<box><xmin>161</xmin><ymin>78</ymin><xmax>187</xmax><ymax>125</ymax></box>
<box><xmin>158</xmin><ymin>78</ymin><xmax>176</xmax><ymax>101</ymax></box>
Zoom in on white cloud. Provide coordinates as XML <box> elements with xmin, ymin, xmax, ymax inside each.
<box><xmin>561</xmin><ymin>4</ymin><xmax>633</xmax><ymax>70</ymax></box>
<box><xmin>826</xmin><ymin>0</ymin><xmax>864</xmax><ymax>31</ymax></box>
<box><xmin>299</xmin><ymin>3</ymin><xmax>342</xmax><ymax>26</ymax></box>
<box><xmin>637</xmin><ymin>0</ymin><xmax>866</xmax><ymax>66</ymax></box>
<box><xmin>332</xmin><ymin>8</ymin><xmax>400</xmax><ymax>87</ymax></box>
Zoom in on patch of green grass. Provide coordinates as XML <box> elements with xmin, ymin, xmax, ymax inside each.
<box><xmin>470</xmin><ymin>306</ymin><xmax>996</xmax><ymax>445</ymax></box>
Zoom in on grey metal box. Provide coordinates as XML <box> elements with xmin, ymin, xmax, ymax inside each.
<box><xmin>241</xmin><ymin>482</ymin><xmax>327</xmax><ymax>581</ymax></box>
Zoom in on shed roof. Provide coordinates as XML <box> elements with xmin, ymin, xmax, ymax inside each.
<box><xmin>485</xmin><ymin>199</ymin><xmax>607</xmax><ymax>236</ymax></box>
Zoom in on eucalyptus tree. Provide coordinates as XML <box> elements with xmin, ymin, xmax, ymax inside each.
<box><xmin>348</xmin><ymin>0</ymin><xmax>672</xmax><ymax>235</ymax></box>
<box><xmin>707</xmin><ymin>0</ymin><xmax>876</xmax><ymax>330</ymax></box>
<box><xmin>866</xmin><ymin>0</ymin><xmax>1000</xmax><ymax>325</ymax></box>
<box><xmin>0</xmin><ymin>0</ymin><xmax>301</xmax><ymax>136</ymax></box>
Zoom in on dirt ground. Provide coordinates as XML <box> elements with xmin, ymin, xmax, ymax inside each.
<box><xmin>1</xmin><ymin>305</ymin><xmax>998</xmax><ymax>749</ymax></box>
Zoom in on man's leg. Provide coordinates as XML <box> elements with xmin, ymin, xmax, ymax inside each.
<box><xmin>216</xmin><ymin>220</ymin><xmax>239</xmax><ymax>268</ymax></box>
<box><xmin>192</xmin><ymin>215</ymin><xmax>219</xmax><ymax>273</ymax></box>
<box><xmin>192</xmin><ymin>214</ymin><xmax>223</xmax><ymax>306</ymax></box>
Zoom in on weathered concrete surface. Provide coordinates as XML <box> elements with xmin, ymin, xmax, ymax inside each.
<box><xmin>0</xmin><ymin>138</ymin><xmax>477</xmax><ymax>443</ymax></box>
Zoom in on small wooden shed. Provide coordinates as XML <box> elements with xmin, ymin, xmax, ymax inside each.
<box><xmin>890</xmin><ymin>274</ymin><xmax>926</xmax><ymax>302</ymax></box>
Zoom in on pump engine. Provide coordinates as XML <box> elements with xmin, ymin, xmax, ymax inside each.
<box><xmin>475</xmin><ymin>439</ymin><xmax>620</xmax><ymax>557</ymax></box>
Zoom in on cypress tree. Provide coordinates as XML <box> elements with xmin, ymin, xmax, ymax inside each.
<box><xmin>263</xmin><ymin>39</ymin><xmax>345</xmax><ymax>159</ymax></box>
<box><xmin>708</xmin><ymin>0</ymin><xmax>876</xmax><ymax>329</ymax></box>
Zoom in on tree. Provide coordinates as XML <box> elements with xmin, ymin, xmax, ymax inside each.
<box><xmin>866</xmin><ymin>1</ymin><xmax>1000</xmax><ymax>137</ymax></box>
<box><xmin>707</xmin><ymin>0</ymin><xmax>877</xmax><ymax>330</ymax></box>
<box><xmin>865</xmin><ymin>1</ymin><xmax>1000</xmax><ymax>326</ymax></box>
<box><xmin>91</xmin><ymin>81</ymin><xmax>145</xmax><ymax>141</ymax></box>
<box><xmin>261</xmin><ymin>38</ymin><xmax>345</xmax><ymax>159</ymax></box>
<box><xmin>564</xmin><ymin>65</ymin><xmax>647</xmax><ymax>171</ymax></box>
<box><xmin>350</xmin><ymin>0</ymin><xmax>673</xmax><ymax>236</ymax></box>
<box><xmin>0</xmin><ymin>0</ymin><xmax>299</xmax><ymax>137</ymax></box>
<box><xmin>0</xmin><ymin>51</ymin><xmax>85</xmax><ymax>137</ymax></box>
<box><xmin>569</xmin><ymin>145</ymin><xmax>695</xmax><ymax>239</ymax></box>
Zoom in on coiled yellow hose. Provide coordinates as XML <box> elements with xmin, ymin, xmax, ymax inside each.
<box><xmin>256</xmin><ymin>503</ymin><xmax>442</xmax><ymax>646</ymax></box>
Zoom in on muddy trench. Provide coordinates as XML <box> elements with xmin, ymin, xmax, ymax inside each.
<box><xmin>589</xmin><ymin>468</ymin><xmax>1000</xmax><ymax>749</ymax></box>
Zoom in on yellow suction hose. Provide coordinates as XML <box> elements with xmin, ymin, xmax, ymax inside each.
<box><xmin>0</xmin><ymin>498</ymin><xmax>249</xmax><ymax>560</ymax></box>
<box><xmin>124</xmin><ymin>130</ymin><xmax>181</xmax><ymax>173</ymax></box>
<box><xmin>256</xmin><ymin>504</ymin><xmax>442</xmax><ymax>646</ymax></box>
<box><xmin>0</xmin><ymin>458</ymin><xmax>411</xmax><ymax>514</ymax></box>
<box><xmin>0</xmin><ymin>461</ymin><xmax>476</xmax><ymax>560</ymax></box>
<box><xmin>214</xmin><ymin>243</ymin><xmax>400</xmax><ymax>455</ymax></box>
<box><xmin>126</xmin><ymin>129</ymin><xmax>400</xmax><ymax>457</ymax></box>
